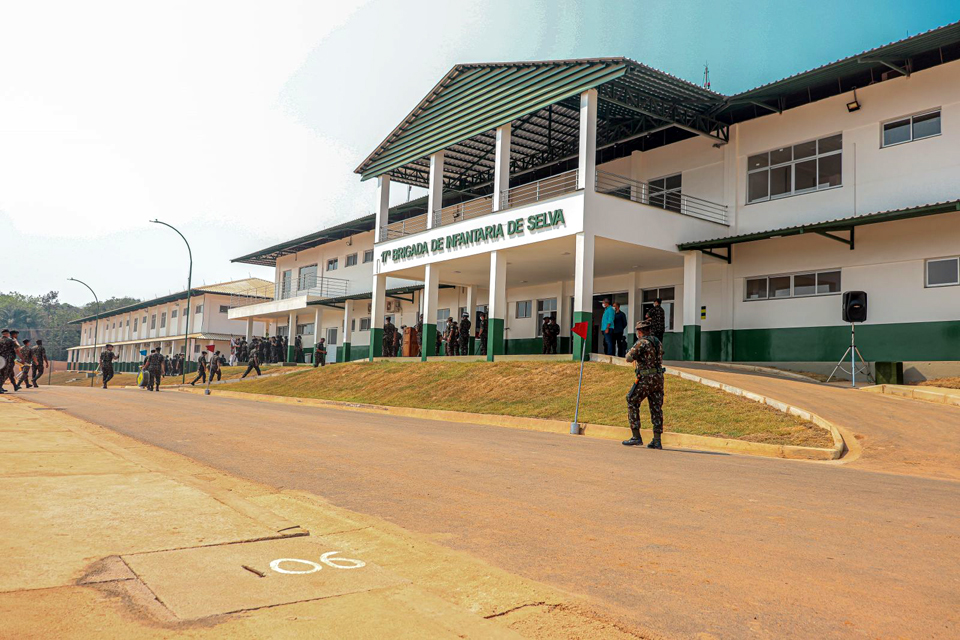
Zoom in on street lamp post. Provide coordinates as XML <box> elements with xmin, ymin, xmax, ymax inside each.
<box><xmin>150</xmin><ymin>220</ymin><xmax>193</xmax><ymax>384</ymax></box>
<box><xmin>67</xmin><ymin>278</ymin><xmax>99</xmax><ymax>387</ymax></box>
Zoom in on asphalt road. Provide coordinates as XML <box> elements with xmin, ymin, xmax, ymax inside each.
<box><xmin>28</xmin><ymin>387</ymin><xmax>960</xmax><ymax>639</ymax></box>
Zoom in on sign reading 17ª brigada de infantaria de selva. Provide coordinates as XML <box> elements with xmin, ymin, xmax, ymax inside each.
<box><xmin>381</xmin><ymin>209</ymin><xmax>565</xmax><ymax>265</ymax></box>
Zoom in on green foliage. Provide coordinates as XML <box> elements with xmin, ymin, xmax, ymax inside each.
<box><xmin>0</xmin><ymin>291</ymin><xmax>141</xmax><ymax>361</ymax></box>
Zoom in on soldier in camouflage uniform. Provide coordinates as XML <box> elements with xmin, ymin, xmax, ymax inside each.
<box><xmin>415</xmin><ymin>314</ymin><xmax>423</xmax><ymax>357</ymax></box>
<box><xmin>646</xmin><ymin>298</ymin><xmax>666</xmax><ymax>343</ymax></box>
<box><xmin>0</xmin><ymin>329</ymin><xmax>17</xmax><ymax>393</ymax></box>
<box><xmin>16</xmin><ymin>339</ymin><xmax>36</xmax><ymax>388</ymax></box>
<box><xmin>146</xmin><ymin>348</ymin><xmax>164</xmax><ymax>391</ymax></box>
<box><xmin>32</xmin><ymin>339</ymin><xmax>49</xmax><ymax>386</ymax></box>
<box><xmin>443</xmin><ymin>317</ymin><xmax>458</xmax><ymax>356</ymax></box>
<box><xmin>191</xmin><ymin>350</ymin><xmax>208</xmax><ymax>386</ymax></box>
<box><xmin>622</xmin><ymin>319</ymin><xmax>665</xmax><ymax>449</ymax></box>
<box><xmin>242</xmin><ymin>347</ymin><xmax>262</xmax><ymax>377</ymax></box>
<box><xmin>458</xmin><ymin>313</ymin><xmax>471</xmax><ymax>356</ymax></box>
<box><xmin>210</xmin><ymin>350</ymin><xmax>223</xmax><ymax>382</ymax></box>
<box><xmin>382</xmin><ymin>317</ymin><xmax>397</xmax><ymax>358</ymax></box>
<box><xmin>475</xmin><ymin>312</ymin><xmax>488</xmax><ymax>356</ymax></box>
<box><xmin>99</xmin><ymin>344</ymin><xmax>118</xmax><ymax>389</ymax></box>
<box><xmin>312</xmin><ymin>338</ymin><xmax>326</xmax><ymax>368</ymax></box>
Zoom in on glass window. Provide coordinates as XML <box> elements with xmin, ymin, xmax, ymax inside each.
<box><xmin>325</xmin><ymin>327</ymin><xmax>338</xmax><ymax>345</ymax></box>
<box><xmin>926</xmin><ymin>258</ymin><xmax>959</xmax><ymax>287</ymax></box>
<box><xmin>793</xmin><ymin>140</ymin><xmax>816</xmax><ymax>160</ymax></box>
<box><xmin>770</xmin><ymin>146</ymin><xmax>792</xmax><ymax>165</ymax></box>
<box><xmin>298</xmin><ymin>265</ymin><xmax>317</xmax><ymax>290</ymax></box>
<box><xmin>363</xmin><ymin>249</ymin><xmax>374</xmax><ymax>263</ymax></box>
<box><xmin>133</xmin><ymin>318</ymin><xmax>138</xmax><ymax>332</ymax></box>
<box><xmin>219</xmin><ymin>305</ymin><xmax>229</xmax><ymax>314</ymax></box>
<box><xmin>648</xmin><ymin>173</ymin><xmax>682</xmax><ymax>213</ymax></box>
<box><xmin>641</xmin><ymin>287</ymin><xmax>675</xmax><ymax>331</ymax></box>
<box><xmin>818</xmin><ymin>134</ymin><xmax>842</xmax><ymax>154</ymax></box>
<box><xmin>536</xmin><ymin>298</ymin><xmax>558</xmax><ymax>336</ymax></box>
<box><xmin>160</xmin><ymin>313</ymin><xmax>166</xmax><ymax>328</ymax></box>
<box><xmin>748</xmin><ymin>171</ymin><xmax>769</xmax><ymax>203</ymax></box>
<box><xmin>359</xmin><ymin>317</ymin><xmax>371</xmax><ymax>331</ymax></box>
<box><xmin>793</xmin><ymin>273</ymin><xmax>817</xmax><ymax>296</ymax></box>
<box><xmin>326</xmin><ymin>258</ymin><xmax>338</xmax><ymax>272</ymax></box>
<box><xmin>195</xmin><ymin>304</ymin><xmax>203</xmax><ymax>314</ymax></box>
<box><xmin>769</xmin><ymin>276</ymin><xmax>791</xmax><ymax>298</ymax></box>
<box><xmin>515</xmin><ymin>300</ymin><xmax>532</xmax><ymax>319</ymax></box>
<box><xmin>150</xmin><ymin>314</ymin><xmax>157</xmax><ymax>329</ymax></box>
<box><xmin>296</xmin><ymin>323</ymin><xmax>314</xmax><ymax>336</ymax></box>
<box><xmin>171</xmin><ymin>309</ymin><xmax>178</xmax><ymax>319</ymax></box>
<box><xmin>748</xmin><ymin>135</ymin><xmax>841</xmax><ymax>203</ymax></box>
<box><xmin>883</xmin><ymin>119</ymin><xmax>911</xmax><ymax>146</ymax></box>
<box><xmin>747</xmin><ymin>153</ymin><xmax>768</xmax><ymax>170</ymax></box>
<box><xmin>794</xmin><ymin>159</ymin><xmax>817</xmax><ymax>192</ymax></box>
<box><xmin>436</xmin><ymin>308</ymin><xmax>450</xmax><ymax>329</ymax></box>
<box><xmin>818</xmin><ymin>154</ymin><xmax>842</xmax><ymax>188</ymax></box>
<box><xmin>770</xmin><ymin>165</ymin><xmax>791</xmax><ymax>197</ymax></box>
<box><xmin>817</xmin><ymin>271</ymin><xmax>842</xmax><ymax>294</ymax></box>
<box><xmin>346</xmin><ymin>253</ymin><xmax>358</xmax><ymax>267</ymax></box>
<box><xmin>745</xmin><ymin>278</ymin><xmax>767</xmax><ymax>300</ymax></box>
<box><xmin>912</xmin><ymin>111</ymin><xmax>941</xmax><ymax>140</ymax></box>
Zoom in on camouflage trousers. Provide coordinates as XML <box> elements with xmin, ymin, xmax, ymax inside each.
<box><xmin>626</xmin><ymin>374</ymin><xmax>664</xmax><ymax>435</ymax></box>
<box><xmin>459</xmin><ymin>335</ymin><xmax>470</xmax><ymax>356</ymax></box>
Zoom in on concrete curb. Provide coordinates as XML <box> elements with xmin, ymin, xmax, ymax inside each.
<box><xmin>862</xmin><ymin>383</ymin><xmax>960</xmax><ymax>407</ymax></box>
<box><xmin>177</xmin><ymin>379</ymin><xmax>845</xmax><ymax>461</ymax></box>
<box><xmin>677</xmin><ymin>361</ymin><xmax>823</xmax><ymax>383</ymax></box>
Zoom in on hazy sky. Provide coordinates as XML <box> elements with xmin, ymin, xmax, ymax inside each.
<box><xmin>2</xmin><ymin>0</ymin><xmax>956</xmax><ymax>305</ymax></box>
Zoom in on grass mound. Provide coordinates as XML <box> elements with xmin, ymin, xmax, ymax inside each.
<box><xmin>230</xmin><ymin>361</ymin><xmax>832</xmax><ymax>447</ymax></box>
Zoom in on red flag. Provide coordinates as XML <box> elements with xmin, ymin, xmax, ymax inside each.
<box><xmin>206</xmin><ymin>344</ymin><xmax>216</xmax><ymax>352</ymax></box>
<box><xmin>571</xmin><ymin>321</ymin><xmax>589</xmax><ymax>339</ymax></box>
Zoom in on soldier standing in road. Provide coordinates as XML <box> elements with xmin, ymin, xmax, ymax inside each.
<box><xmin>622</xmin><ymin>319</ymin><xmax>665</xmax><ymax>449</ymax></box>
<box><xmin>313</xmin><ymin>338</ymin><xmax>327</xmax><ymax>368</ymax></box>
<box><xmin>475</xmin><ymin>311</ymin><xmax>488</xmax><ymax>356</ymax></box>
<box><xmin>146</xmin><ymin>348</ymin><xmax>164</xmax><ymax>391</ymax></box>
<box><xmin>190</xmin><ymin>350</ymin><xmax>208</xmax><ymax>386</ymax></box>
<box><xmin>99</xmin><ymin>344</ymin><xmax>118</xmax><ymax>389</ymax></box>
<box><xmin>210</xmin><ymin>350</ymin><xmax>223</xmax><ymax>382</ymax></box>
<box><xmin>0</xmin><ymin>329</ymin><xmax>18</xmax><ymax>393</ymax></box>
<box><xmin>382</xmin><ymin>317</ymin><xmax>397</xmax><ymax>358</ymax></box>
<box><xmin>646</xmin><ymin>298</ymin><xmax>666</xmax><ymax>344</ymax></box>
<box><xmin>32</xmin><ymin>339</ymin><xmax>49</xmax><ymax>387</ymax></box>
<box><xmin>16</xmin><ymin>339</ymin><xmax>36</xmax><ymax>389</ymax></box>
<box><xmin>458</xmin><ymin>312</ymin><xmax>471</xmax><ymax>356</ymax></box>
<box><xmin>242</xmin><ymin>346</ymin><xmax>261</xmax><ymax>377</ymax></box>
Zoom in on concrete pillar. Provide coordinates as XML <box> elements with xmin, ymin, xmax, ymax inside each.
<box><xmin>427</xmin><ymin>151</ymin><xmax>444</xmax><ymax>229</ymax></box>
<box><xmin>573</xmin><ymin>232</ymin><xmax>595</xmax><ymax>359</ymax></box>
<box><xmin>577</xmin><ymin>89</ymin><xmax>598</xmax><ymax>192</ymax></box>
<box><xmin>465</xmin><ymin>285</ymin><xmax>477</xmax><ymax>354</ymax></box>
<box><xmin>719</xmin><ymin>258</ymin><xmax>735</xmax><ymax>361</ymax></box>
<box><xmin>420</xmin><ymin>265</ymin><xmax>439</xmax><ymax>362</ymax></box>
<box><xmin>626</xmin><ymin>270</ymin><xmax>638</xmax><ymax>348</ymax></box>
<box><xmin>487</xmin><ymin>251</ymin><xmax>507</xmax><ymax>361</ymax></box>
<box><xmin>375</xmin><ymin>175</ymin><xmax>391</xmax><ymax>243</ymax></box>
<box><xmin>245</xmin><ymin>318</ymin><xmax>253</xmax><ymax>342</ymax></box>
<box><xmin>287</xmin><ymin>312</ymin><xmax>297</xmax><ymax>362</ymax></box>
<box><xmin>369</xmin><ymin>273</ymin><xmax>387</xmax><ymax>360</ymax></box>
<box><xmin>493</xmin><ymin>122</ymin><xmax>512</xmax><ymax>211</ymax></box>
<box><xmin>682</xmin><ymin>250</ymin><xmax>703</xmax><ymax>361</ymax></box>
<box><xmin>342</xmin><ymin>301</ymin><xmax>352</xmax><ymax>363</ymax></box>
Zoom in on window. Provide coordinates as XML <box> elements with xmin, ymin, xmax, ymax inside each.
<box><xmin>219</xmin><ymin>305</ymin><xmax>229</xmax><ymax>314</ymax></box>
<box><xmin>298</xmin><ymin>265</ymin><xmax>317</xmax><ymax>290</ymax></box>
<box><xmin>325</xmin><ymin>327</ymin><xmax>338</xmax><ymax>346</ymax></box>
<box><xmin>536</xmin><ymin>298</ymin><xmax>558</xmax><ymax>336</ymax></box>
<box><xmin>641</xmin><ymin>288</ymin><xmax>675</xmax><ymax>330</ymax></box>
<box><xmin>458</xmin><ymin>307</ymin><xmax>467</xmax><ymax>320</ymax></box>
<box><xmin>160</xmin><ymin>312</ymin><xmax>166</xmax><ymax>329</ymax></box>
<box><xmin>346</xmin><ymin>253</ymin><xmax>358</xmax><ymax>267</ymax></box>
<box><xmin>363</xmin><ymin>249</ymin><xmax>374</xmax><ymax>263</ymax></box>
<box><xmin>436</xmin><ymin>308</ymin><xmax>450</xmax><ymax>329</ymax></box>
<box><xmin>195</xmin><ymin>304</ymin><xmax>203</xmax><ymax>314</ymax></box>
<box><xmin>926</xmin><ymin>257</ymin><xmax>959</xmax><ymax>287</ymax></box>
<box><xmin>150</xmin><ymin>314</ymin><xmax>157</xmax><ymax>329</ymax></box>
<box><xmin>515</xmin><ymin>300</ymin><xmax>532</xmax><ymax>319</ymax></box>
<box><xmin>281</xmin><ymin>270</ymin><xmax>293</xmax><ymax>298</ymax></box>
<box><xmin>747</xmin><ymin>134</ymin><xmax>842</xmax><ymax>203</ymax></box>
<box><xmin>648</xmin><ymin>174</ymin><xmax>682</xmax><ymax>213</ymax></box>
<box><xmin>359</xmin><ymin>317</ymin><xmax>371</xmax><ymax>331</ymax></box>
<box><xmin>133</xmin><ymin>318</ymin><xmax>138</xmax><ymax>332</ymax></box>
<box><xmin>745</xmin><ymin>270</ymin><xmax>841</xmax><ymax>300</ymax></box>
<box><xmin>171</xmin><ymin>309</ymin><xmax>178</xmax><ymax>319</ymax></box>
<box><xmin>194</xmin><ymin>344</ymin><xmax>200</xmax><ymax>353</ymax></box>
<box><xmin>296</xmin><ymin>323</ymin><xmax>315</xmax><ymax>336</ymax></box>
<box><xmin>882</xmin><ymin>110</ymin><xmax>940</xmax><ymax>147</ymax></box>
<box><xmin>326</xmin><ymin>258</ymin><xmax>338</xmax><ymax>272</ymax></box>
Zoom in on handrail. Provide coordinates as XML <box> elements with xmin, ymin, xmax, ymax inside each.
<box><xmin>229</xmin><ymin>275</ymin><xmax>351</xmax><ymax>308</ymax></box>
<box><xmin>595</xmin><ymin>170</ymin><xmax>728</xmax><ymax>225</ymax></box>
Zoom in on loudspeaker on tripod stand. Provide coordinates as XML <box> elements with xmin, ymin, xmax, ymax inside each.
<box><xmin>842</xmin><ymin>291</ymin><xmax>867</xmax><ymax>323</ymax></box>
<box><xmin>828</xmin><ymin>291</ymin><xmax>873</xmax><ymax>386</ymax></box>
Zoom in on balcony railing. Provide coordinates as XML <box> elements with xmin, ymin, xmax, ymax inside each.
<box><xmin>383</xmin><ymin>169</ymin><xmax>581</xmax><ymax>240</ymax></box>
<box><xmin>595</xmin><ymin>170</ymin><xmax>728</xmax><ymax>225</ymax></box>
<box><xmin>229</xmin><ymin>275</ymin><xmax>350</xmax><ymax>309</ymax></box>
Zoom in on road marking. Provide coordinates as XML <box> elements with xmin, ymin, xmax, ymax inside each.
<box><xmin>268</xmin><ymin>552</ymin><xmax>367</xmax><ymax>575</ymax></box>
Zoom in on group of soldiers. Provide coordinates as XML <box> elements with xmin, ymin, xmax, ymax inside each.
<box><xmin>235</xmin><ymin>335</ymin><xmax>289</xmax><ymax>364</ymax></box>
<box><xmin>380</xmin><ymin>311</ymin><xmax>491</xmax><ymax>358</ymax></box>
<box><xmin>0</xmin><ymin>329</ymin><xmax>50</xmax><ymax>393</ymax></box>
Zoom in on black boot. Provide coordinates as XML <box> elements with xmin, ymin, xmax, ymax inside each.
<box><xmin>622</xmin><ymin>429</ymin><xmax>643</xmax><ymax>446</ymax></box>
<box><xmin>647</xmin><ymin>435</ymin><xmax>662</xmax><ymax>450</ymax></box>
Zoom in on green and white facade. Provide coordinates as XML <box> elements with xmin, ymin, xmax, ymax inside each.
<box><xmin>234</xmin><ymin>24</ymin><xmax>960</xmax><ymax>376</ymax></box>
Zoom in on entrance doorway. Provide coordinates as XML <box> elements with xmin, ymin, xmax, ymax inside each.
<box><xmin>592</xmin><ymin>292</ymin><xmax>629</xmax><ymax>354</ymax></box>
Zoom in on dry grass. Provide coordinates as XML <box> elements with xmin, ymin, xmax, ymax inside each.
<box><xmin>45</xmin><ymin>365</ymin><xmax>285</xmax><ymax>388</ymax></box>
<box><xmin>230</xmin><ymin>361</ymin><xmax>833</xmax><ymax>447</ymax></box>
<box><xmin>916</xmin><ymin>377</ymin><xmax>960</xmax><ymax>389</ymax></box>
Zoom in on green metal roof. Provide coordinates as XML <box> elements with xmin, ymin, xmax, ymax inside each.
<box><xmin>356</xmin><ymin>58</ymin><xmax>727</xmax><ymax>190</ymax></box>
<box><xmin>678</xmin><ymin>200</ymin><xmax>960</xmax><ymax>251</ymax></box>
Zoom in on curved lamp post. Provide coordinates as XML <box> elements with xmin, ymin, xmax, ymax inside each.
<box><xmin>150</xmin><ymin>220</ymin><xmax>193</xmax><ymax>384</ymax></box>
<box><xmin>67</xmin><ymin>277</ymin><xmax>99</xmax><ymax>387</ymax></box>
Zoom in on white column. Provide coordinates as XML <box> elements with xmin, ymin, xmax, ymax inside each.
<box><xmin>626</xmin><ymin>270</ymin><xmax>638</xmax><ymax>336</ymax></box>
<box><xmin>487</xmin><ymin>251</ymin><xmax>507</xmax><ymax>361</ymax></box>
<box><xmin>557</xmin><ymin>280</ymin><xmax>568</xmax><ymax>338</ymax></box>
<box><xmin>492</xmin><ymin>122</ymin><xmax>512</xmax><ymax>211</ymax></box>
<box><xmin>421</xmin><ymin>264</ymin><xmax>440</xmax><ymax>362</ymax></box>
<box><xmin>577</xmin><ymin>89</ymin><xmax>598</xmax><ymax>191</ymax></box>
<box><xmin>682</xmin><ymin>250</ymin><xmax>703</xmax><ymax>361</ymax></box>
<box><xmin>245</xmin><ymin>319</ymin><xmax>253</xmax><ymax>341</ymax></box>
<box><xmin>288</xmin><ymin>311</ymin><xmax>297</xmax><ymax>361</ymax></box>
<box><xmin>313</xmin><ymin>307</ymin><xmax>322</xmax><ymax>346</ymax></box>
<box><xmin>465</xmin><ymin>285</ymin><xmax>476</xmax><ymax>323</ymax></box>
<box><xmin>427</xmin><ymin>151</ymin><xmax>444</xmax><ymax>229</ymax></box>
<box><xmin>371</xmin><ymin>273</ymin><xmax>387</xmax><ymax>359</ymax></box>
<box><xmin>342</xmin><ymin>302</ymin><xmax>352</xmax><ymax>344</ymax></box>
<box><xmin>573</xmin><ymin>232</ymin><xmax>594</xmax><ymax>357</ymax></box>
<box><xmin>375</xmin><ymin>175</ymin><xmax>391</xmax><ymax>242</ymax></box>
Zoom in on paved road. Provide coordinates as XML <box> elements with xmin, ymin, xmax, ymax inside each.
<box><xmin>29</xmin><ymin>387</ymin><xmax>960</xmax><ymax>639</ymax></box>
<box><xmin>670</xmin><ymin>363</ymin><xmax>960</xmax><ymax>481</ymax></box>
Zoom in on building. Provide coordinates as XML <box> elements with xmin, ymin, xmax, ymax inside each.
<box><xmin>231</xmin><ymin>23</ymin><xmax>960</xmax><ymax>372</ymax></box>
<box><xmin>67</xmin><ymin>278</ymin><xmax>270</xmax><ymax>371</ymax></box>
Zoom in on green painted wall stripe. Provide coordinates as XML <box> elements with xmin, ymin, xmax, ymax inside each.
<box><xmin>369</xmin><ymin>327</ymin><xmax>384</xmax><ymax>361</ymax></box>
<box><xmin>487</xmin><ymin>317</ymin><xmax>505</xmax><ymax>362</ymax></box>
<box><xmin>421</xmin><ymin>325</ymin><xmax>437</xmax><ymax>362</ymax></box>
<box><xmin>572</xmin><ymin>311</ymin><xmax>592</xmax><ymax>362</ymax></box>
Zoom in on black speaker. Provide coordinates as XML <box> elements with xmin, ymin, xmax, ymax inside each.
<box><xmin>842</xmin><ymin>291</ymin><xmax>867</xmax><ymax>323</ymax></box>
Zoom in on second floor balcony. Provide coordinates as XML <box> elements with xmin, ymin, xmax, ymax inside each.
<box><xmin>229</xmin><ymin>274</ymin><xmax>351</xmax><ymax>310</ymax></box>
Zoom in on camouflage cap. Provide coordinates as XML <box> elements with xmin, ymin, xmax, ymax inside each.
<box><xmin>635</xmin><ymin>319</ymin><xmax>653</xmax><ymax>331</ymax></box>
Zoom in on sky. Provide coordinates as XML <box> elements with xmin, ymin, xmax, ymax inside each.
<box><xmin>1</xmin><ymin>0</ymin><xmax>957</xmax><ymax>305</ymax></box>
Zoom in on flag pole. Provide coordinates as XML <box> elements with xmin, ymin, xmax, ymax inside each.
<box><xmin>571</xmin><ymin>331</ymin><xmax>587</xmax><ymax>435</ymax></box>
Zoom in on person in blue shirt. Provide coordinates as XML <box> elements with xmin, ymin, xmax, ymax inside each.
<box><xmin>600</xmin><ymin>298</ymin><xmax>616</xmax><ymax>356</ymax></box>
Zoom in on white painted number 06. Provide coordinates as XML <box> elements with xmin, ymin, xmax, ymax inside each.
<box><xmin>269</xmin><ymin>552</ymin><xmax>366</xmax><ymax>575</ymax></box>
